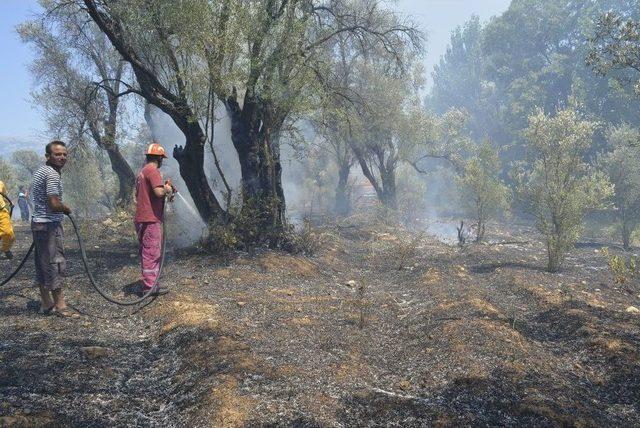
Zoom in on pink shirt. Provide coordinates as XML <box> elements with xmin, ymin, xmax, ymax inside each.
<box><xmin>135</xmin><ymin>163</ymin><xmax>164</xmax><ymax>223</ymax></box>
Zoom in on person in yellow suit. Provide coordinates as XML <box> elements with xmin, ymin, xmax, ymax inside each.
<box><xmin>0</xmin><ymin>180</ymin><xmax>15</xmax><ymax>259</ymax></box>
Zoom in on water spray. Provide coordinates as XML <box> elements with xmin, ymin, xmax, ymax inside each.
<box><xmin>164</xmin><ymin>179</ymin><xmax>201</xmax><ymax>222</ymax></box>
<box><xmin>175</xmin><ymin>193</ymin><xmax>201</xmax><ymax>222</ymax></box>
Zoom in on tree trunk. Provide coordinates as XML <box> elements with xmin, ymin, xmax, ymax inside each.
<box><xmin>225</xmin><ymin>93</ymin><xmax>286</xmax><ymax>242</ymax></box>
<box><xmin>546</xmin><ymin>233</ymin><xmax>564</xmax><ymax>273</ymax></box>
<box><xmin>379</xmin><ymin>166</ymin><xmax>397</xmax><ymax>210</ymax></box>
<box><xmin>335</xmin><ymin>163</ymin><xmax>351</xmax><ymax>216</ymax></box>
<box><xmin>475</xmin><ymin>202</ymin><xmax>486</xmax><ymax>242</ymax></box>
<box><xmin>620</xmin><ymin>209</ymin><xmax>635</xmax><ymax>251</ymax></box>
<box><xmin>172</xmin><ymin>120</ymin><xmax>225</xmax><ymax>223</ymax></box>
<box><xmin>83</xmin><ymin>1</ymin><xmax>226</xmax><ymax>224</ymax></box>
<box><xmin>104</xmin><ymin>145</ymin><xmax>136</xmax><ymax>209</ymax></box>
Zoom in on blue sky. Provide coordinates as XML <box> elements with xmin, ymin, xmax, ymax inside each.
<box><xmin>396</xmin><ymin>0</ymin><xmax>512</xmax><ymax>84</ymax></box>
<box><xmin>0</xmin><ymin>0</ymin><xmax>511</xmax><ymax>145</ymax></box>
<box><xmin>0</xmin><ymin>0</ymin><xmax>43</xmax><ymax>145</ymax></box>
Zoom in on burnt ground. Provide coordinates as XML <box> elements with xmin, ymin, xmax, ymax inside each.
<box><xmin>0</xmin><ymin>216</ymin><xmax>639</xmax><ymax>427</ymax></box>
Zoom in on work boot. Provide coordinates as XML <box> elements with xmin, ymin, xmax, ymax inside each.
<box><xmin>136</xmin><ymin>285</ymin><xmax>169</xmax><ymax>297</ymax></box>
<box><xmin>4</xmin><ymin>251</ymin><xmax>12</xmax><ymax>260</ymax></box>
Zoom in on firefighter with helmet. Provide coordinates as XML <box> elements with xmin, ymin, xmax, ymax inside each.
<box><xmin>133</xmin><ymin>142</ymin><xmax>175</xmax><ymax>296</ymax></box>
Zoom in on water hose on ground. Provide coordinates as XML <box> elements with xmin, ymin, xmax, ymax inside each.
<box><xmin>66</xmin><ymin>204</ymin><xmax>167</xmax><ymax>306</ymax></box>
<box><xmin>1</xmin><ymin>199</ymin><xmax>168</xmax><ymax>306</ymax></box>
<box><xmin>0</xmin><ymin>243</ymin><xmax>34</xmax><ymax>287</ymax></box>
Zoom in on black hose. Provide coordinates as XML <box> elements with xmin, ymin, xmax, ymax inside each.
<box><xmin>0</xmin><ymin>198</ymin><xmax>169</xmax><ymax>306</ymax></box>
<box><xmin>66</xmin><ymin>206</ymin><xmax>168</xmax><ymax>306</ymax></box>
<box><xmin>0</xmin><ymin>242</ymin><xmax>34</xmax><ymax>287</ymax></box>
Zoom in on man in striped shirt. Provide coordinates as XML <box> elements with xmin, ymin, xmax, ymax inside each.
<box><xmin>31</xmin><ymin>141</ymin><xmax>73</xmax><ymax>317</ymax></box>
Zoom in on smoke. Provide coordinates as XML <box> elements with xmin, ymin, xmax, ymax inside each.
<box><xmin>280</xmin><ymin>122</ymin><xmax>331</xmax><ymax>225</ymax></box>
<box><xmin>425</xmin><ymin>221</ymin><xmax>459</xmax><ymax>245</ymax></box>
<box><xmin>417</xmin><ymin>160</ymin><xmax>466</xmax><ymax>244</ymax></box>
<box><xmin>144</xmin><ymin>105</ymin><xmax>208</xmax><ymax>247</ymax></box>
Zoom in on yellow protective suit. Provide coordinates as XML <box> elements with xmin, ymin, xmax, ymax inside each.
<box><xmin>0</xmin><ymin>181</ymin><xmax>15</xmax><ymax>252</ymax></box>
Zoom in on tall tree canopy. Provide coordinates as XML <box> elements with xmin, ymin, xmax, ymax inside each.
<box><xmin>74</xmin><ymin>0</ymin><xmax>421</xmax><ymax>243</ymax></box>
<box><xmin>19</xmin><ymin>3</ymin><xmax>137</xmax><ymax>208</ymax></box>
<box><xmin>430</xmin><ymin>0</ymin><xmax>640</xmax><ymax>163</ymax></box>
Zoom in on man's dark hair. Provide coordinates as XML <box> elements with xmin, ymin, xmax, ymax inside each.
<box><xmin>45</xmin><ymin>140</ymin><xmax>66</xmax><ymax>155</ymax></box>
<box><xmin>146</xmin><ymin>154</ymin><xmax>164</xmax><ymax>163</ymax></box>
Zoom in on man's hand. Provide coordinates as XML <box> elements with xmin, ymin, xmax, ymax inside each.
<box><xmin>165</xmin><ymin>180</ymin><xmax>176</xmax><ymax>202</ymax></box>
<box><xmin>48</xmin><ymin>195</ymin><xmax>71</xmax><ymax>215</ymax></box>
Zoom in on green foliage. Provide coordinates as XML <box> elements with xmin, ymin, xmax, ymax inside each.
<box><xmin>601</xmin><ymin>124</ymin><xmax>640</xmax><ymax>249</ymax></box>
<box><xmin>588</xmin><ymin>10</ymin><xmax>640</xmax><ymax>95</ymax></box>
<box><xmin>432</xmin><ymin>1</ymin><xmax>640</xmax><ymax>169</ymax></box>
<box><xmin>602</xmin><ymin>247</ymin><xmax>639</xmax><ymax>288</ymax></box>
<box><xmin>0</xmin><ymin>157</ymin><xmax>17</xmax><ymax>195</ymax></box>
<box><xmin>62</xmin><ymin>144</ymin><xmax>108</xmax><ymax>218</ymax></box>
<box><xmin>517</xmin><ymin>107</ymin><xmax>613</xmax><ymax>272</ymax></box>
<box><xmin>457</xmin><ymin>140</ymin><xmax>510</xmax><ymax>242</ymax></box>
<box><xmin>11</xmin><ymin>150</ymin><xmax>41</xmax><ymax>189</ymax></box>
<box><xmin>428</xmin><ymin>16</ymin><xmax>494</xmax><ymax>141</ymax></box>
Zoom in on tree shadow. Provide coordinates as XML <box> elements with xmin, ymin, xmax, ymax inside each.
<box><xmin>470</xmin><ymin>261</ymin><xmax>546</xmax><ymax>274</ymax></box>
<box><xmin>339</xmin><ymin>362</ymin><xmax>638</xmax><ymax>426</ymax></box>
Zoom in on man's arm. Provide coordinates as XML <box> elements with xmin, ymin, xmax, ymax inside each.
<box><xmin>48</xmin><ymin>195</ymin><xmax>71</xmax><ymax>215</ymax></box>
<box><xmin>153</xmin><ymin>185</ymin><xmax>170</xmax><ymax>198</ymax></box>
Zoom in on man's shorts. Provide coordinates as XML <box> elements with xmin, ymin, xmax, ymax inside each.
<box><xmin>32</xmin><ymin>222</ymin><xmax>66</xmax><ymax>290</ymax></box>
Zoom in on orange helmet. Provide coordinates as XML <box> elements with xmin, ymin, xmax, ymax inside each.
<box><xmin>146</xmin><ymin>142</ymin><xmax>168</xmax><ymax>158</ymax></box>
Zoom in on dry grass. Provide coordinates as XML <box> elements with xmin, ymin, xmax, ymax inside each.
<box><xmin>2</xmin><ymin>220</ymin><xmax>640</xmax><ymax>426</ymax></box>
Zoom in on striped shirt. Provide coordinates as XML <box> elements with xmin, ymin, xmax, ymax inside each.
<box><xmin>31</xmin><ymin>165</ymin><xmax>64</xmax><ymax>223</ymax></box>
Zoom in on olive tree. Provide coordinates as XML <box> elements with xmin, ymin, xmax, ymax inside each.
<box><xmin>311</xmin><ymin>31</ymin><xmax>423</xmax><ymax>215</ymax></box>
<box><xmin>588</xmin><ymin>11</ymin><xmax>640</xmax><ymax>95</ymax></box>
<box><xmin>63</xmin><ymin>142</ymin><xmax>111</xmax><ymax>218</ymax></box>
<box><xmin>517</xmin><ymin>107</ymin><xmax>613</xmax><ymax>272</ymax></box>
<box><xmin>602</xmin><ymin>124</ymin><xmax>640</xmax><ymax>250</ymax></box>
<box><xmin>11</xmin><ymin>150</ymin><xmax>40</xmax><ymax>190</ymax></box>
<box><xmin>78</xmin><ymin>0</ymin><xmax>421</xmax><ymax>245</ymax></box>
<box><xmin>0</xmin><ymin>157</ymin><xmax>17</xmax><ymax>197</ymax></box>
<box><xmin>19</xmin><ymin>3</ymin><xmax>137</xmax><ymax>208</ymax></box>
<box><xmin>457</xmin><ymin>139</ymin><xmax>510</xmax><ymax>242</ymax></box>
<box><xmin>311</xmin><ymin>109</ymin><xmax>356</xmax><ymax>217</ymax></box>
<box><xmin>337</xmin><ymin>50</ymin><xmax>428</xmax><ymax>212</ymax></box>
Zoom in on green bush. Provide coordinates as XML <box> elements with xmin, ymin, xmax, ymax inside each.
<box><xmin>516</xmin><ymin>107</ymin><xmax>613</xmax><ymax>272</ymax></box>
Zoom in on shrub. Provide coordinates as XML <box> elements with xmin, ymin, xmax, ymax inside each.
<box><xmin>602</xmin><ymin>124</ymin><xmax>640</xmax><ymax>250</ymax></box>
<box><xmin>457</xmin><ymin>139</ymin><xmax>510</xmax><ymax>242</ymax></box>
<box><xmin>602</xmin><ymin>247</ymin><xmax>639</xmax><ymax>289</ymax></box>
<box><xmin>517</xmin><ymin>107</ymin><xmax>613</xmax><ymax>272</ymax></box>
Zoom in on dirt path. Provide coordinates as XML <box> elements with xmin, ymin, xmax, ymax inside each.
<box><xmin>1</xmin><ymin>220</ymin><xmax>639</xmax><ymax>426</ymax></box>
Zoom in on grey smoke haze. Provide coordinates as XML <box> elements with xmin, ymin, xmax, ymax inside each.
<box><xmin>144</xmin><ymin>105</ymin><xmax>208</xmax><ymax>247</ymax></box>
<box><xmin>143</xmin><ymin>103</ymin><xmax>322</xmax><ymax>246</ymax></box>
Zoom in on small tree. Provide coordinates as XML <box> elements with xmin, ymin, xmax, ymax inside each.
<box><xmin>0</xmin><ymin>157</ymin><xmax>17</xmax><ymax>196</ymax></box>
<box><xmin>457</xmin><ymin>139</ymin><xmax>510</xmax><ymax>242</ymax></box>
<box><xmin>602</xmin><ymin>124</ymin><xmax>640</xmax><ymax>250</ymax></box>
<box><xmin>519</xmin><ymin>107</ymin><xmax>612</xmax><ymax>272</ymax></box>
<box><xmin>63</xmin><ymin>143</ymin><xmax>109</xmax><ymax>218</ymax></box>
<box><xmin>11</xmin><ymin>150</ymin><xmax>40</xmax><ymax>180</ymax></box>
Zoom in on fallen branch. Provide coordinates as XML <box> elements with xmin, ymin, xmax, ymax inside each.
<box><xmin>371</xmin><ymin>387</ymin><xmax>432</xmax><ymax>404</ymax></box>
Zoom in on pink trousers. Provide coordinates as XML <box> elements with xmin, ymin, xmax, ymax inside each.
<box><xmin>135</xmin><ymin>222</ymin><xmax>162</xmax><ymax>289</ymax></box>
